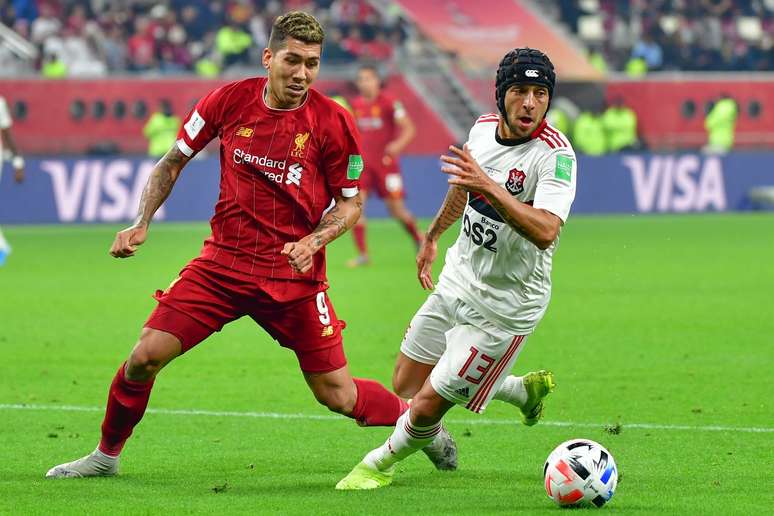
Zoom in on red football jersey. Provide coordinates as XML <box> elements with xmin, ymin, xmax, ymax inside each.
<box><xmin>350</xmin><ymin>92</ymin><xmax>405</xmax><ymax>174</ymax></box>
<box><xmin>176</xmin><ymin>77</ymin><xmax>363</xmax><ymax>282</ymax></box>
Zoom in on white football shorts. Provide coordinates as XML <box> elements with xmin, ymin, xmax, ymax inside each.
<box><xmin>400</xmin><ymin>288</ymin><xmax>529</xmax><ymax>414</ymax></box>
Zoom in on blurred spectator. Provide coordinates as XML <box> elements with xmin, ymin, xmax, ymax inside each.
<box><xmin>41</xmin><ymin>50</ymin><xmax>67</xmax><ymax>78</ymax></box>
<box><xmin>328</xmin><ymin>90</ymin><xmax>352</xmax><ymax>112</ymax></box>
<box><xmin>573</xmin><ymin>108</ymin><xmax>607</xmax><ymax>156</ymax></box>
<box><xmin>631</xmin><ymin>33</ymin><xmax>663</xmax><ymax>71</ymax></box>
<box><xmin>552</xmin><ymin>0</ymin><xmax>773</xmax><ymax>73</ymax></box>
<box><xmin>126</xmin><ymin>16</ymin><xmax>156</xmax><ymax>72</ymax></box>
<box><xmin>624</xmin><ymin>56</ymin><xmax>647</xmax><ymax>77</ymax></box>
<box><xmin>5</xmin><ymin>0</ymin><xmax>408</xmax><ymax>76</ymax></box>
<box><xmin>602</xmin><ymin>97</ymin><xmax>639</xmax><ymax>152</ymax></box>
<box><xmin>547</xmin><ymin>97</ymin><xmax>579</xmax><ymax>140</ymax></box>
<box><xmin>216</xmin><ymin>20</ymin><xmax>252</xmax><ymax>67</ymax></box>
<box><xmin>704</xmin><ymin>94</ymin><xmax>738</xmax><ymax>154</ymax></box>
<box><xmin>143</xmin><ymin>100</ymin><xmax>180</xmax><ymax>157</ymax></box>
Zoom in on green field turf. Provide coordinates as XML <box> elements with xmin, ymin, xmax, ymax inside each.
<box><xmin>1</xmin><ymin>214</ymin><xmax>772</xmax><ymax>514</ymax></box>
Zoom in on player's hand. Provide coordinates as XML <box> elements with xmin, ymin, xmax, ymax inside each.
<box><xmin>440</xmin><ymin>144</ymin><xmax>494</xmax><ymax>195</ymax></box>
<box><xmin>385</xmin><ymin>141</ymin><xmax>401</xmax><ymax>158</ymax></box>
<box><xmin>13</xmin><ymin>165</ymin><xmax>24</xmax><ymax>183</ymax></box>
<box><xmin>282</xmin><ymin>240</ymin><xmax>315</xmax><ymax>274</ymax></box>
<box><xmin>110</xmin><ymin>223</ymin><xmax>148</xmax><ymax>258</ymax></box>
<box><xmin>416</xmin><ymin>237</ymin><xmax>438</xmax><ymax>290</ymax></box>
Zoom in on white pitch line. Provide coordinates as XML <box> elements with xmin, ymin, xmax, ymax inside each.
<box><xmin>1</xmin><ymin>403</ymin><xmax>772</xmax><ymax>434</ymax></box>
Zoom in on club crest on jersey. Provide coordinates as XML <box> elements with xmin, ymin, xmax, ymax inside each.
<box><xmin>235</xmin><ymin>126</ymin><xmax>253</xmax><ymax>138</ymax></box>
<box><xmin>505</xmin><ymin>168</ymin><xmax>526</xmax><ymax>195</ymax></box>
<box><xmin>291</xmin><ymin>131</ymin><xmax>310</xmax><ymax>158</ymax></box>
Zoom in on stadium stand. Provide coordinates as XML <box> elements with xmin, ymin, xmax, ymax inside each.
<box><xmin>0</xmin><ymin>0</ymin><xmax>772</xmax><ymax>151</ymax></box>
<box><xmin>0</xmin><ymin>0</ymin><xmax>407</xmax><ymax>76</ymax></box>
<box><xmin>551</xmin><ymin>0</ymin><xmax>773</xmax><ymax>73</ymax></box>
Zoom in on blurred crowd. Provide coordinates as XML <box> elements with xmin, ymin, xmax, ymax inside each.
<box><xmin>0</xmin><ymin>0</ymin><xmax>406</xmax><ymax>77</ymax></box>
<box><xmin>554</xmin><ymin>0</ymin><xmax>773</xmax><ymax>73</ymax></box>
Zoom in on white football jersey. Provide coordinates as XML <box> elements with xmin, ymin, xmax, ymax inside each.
<box><xmin>437</xmin><ymin>114</ymin><xmax>577</xmax><ymax>334</ymax></box>
<box><xmin>0</xmin><ymin>97</ymin><xmax>11</xmax><ymax>130</ymax></box>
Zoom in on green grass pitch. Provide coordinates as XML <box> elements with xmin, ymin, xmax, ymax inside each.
<box><xmin>1</xmin><ymin>214</ymin><xmax>772</xmax><ymax>514</ymax></box>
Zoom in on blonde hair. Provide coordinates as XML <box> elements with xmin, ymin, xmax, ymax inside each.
<box><xmin>268</xmin><ymin>11</ymin><xmax>324</xmax><ymax>51</ymax></box>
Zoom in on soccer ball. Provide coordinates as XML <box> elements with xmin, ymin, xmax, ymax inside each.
<box><xmin>543</xmin><ymin>439</ymin><xmax>618</xmax><ymax>508</ymax></box>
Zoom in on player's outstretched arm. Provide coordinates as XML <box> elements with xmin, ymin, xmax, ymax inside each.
<box><xmin>1</xmin><ymin>128</ymin><xmax>25</xmax><ymax>182</ymax></box>
<box><xmin>282</xmin><ymin>193</ymin><xmax>363</xmax><ymax>274</ymax></box>
<box><xmin>416</xmin><ymin>185</ymin><xmax>467</xmax><ymax>290</ymax></box>
<box><xmin>109</xmin><ymin>145</ymin><xmax>191</xmax><ymax>258</ymax></box>
<box><xmin>441</xmin><ymin>144</ymin><xmax>561</xmax><ymax>250</ymax></box>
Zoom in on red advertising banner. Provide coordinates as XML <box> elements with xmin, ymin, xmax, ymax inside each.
<box><xmin>607</xmin><ymin>79</ymin><xmax>774</xmax><ymax>150</ymax></box>
<box><xmin>0</xmin><ymin>76</ymin><xmax>455</xmax><ymax>155</ymax></box>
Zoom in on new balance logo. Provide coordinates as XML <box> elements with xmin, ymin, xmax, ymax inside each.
<box><xmin>454</xmin><ymin>386</ymin><xmax>470</xmax><ymax>398</ymax></box>
<box><xmin>286</xmin><ymin>163</ymin><xmax>303</xmax><ymax>187</ymax></box>
<box><xmin>525</xmin><ymin>69</ymin><xmax>539</xmax><ymax>78</ymax></box>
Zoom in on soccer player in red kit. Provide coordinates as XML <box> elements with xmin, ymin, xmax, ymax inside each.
<box><xmin>347</xmin><ymin>64</ymin><xmax>421</xmax><ymax>267</ymax></box>
<box><xmin>46</xmin><ymin>11</ymin><xmax>453</xmax><ymax>479</ymax></box>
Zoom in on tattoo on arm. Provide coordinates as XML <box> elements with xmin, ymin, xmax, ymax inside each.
<box><xmin>427</xmin><ymin>186</ymin><xmax>467</xmax><ymax>241</ymax></box>
<box><xmin>135</xmin><ymin>148</ymin><xmax>187</xmax><ymax>226</ymax></box>
<box><xmin>308</xmin><ymin>195</ymin><xmax>362</xmax><ymax>250</ymax></box>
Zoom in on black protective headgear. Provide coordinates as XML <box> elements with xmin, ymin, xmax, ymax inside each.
<box><xmin>495</xmin><ymin>48</ymin><xmax>556</xmax><ymax>118</ymax></box>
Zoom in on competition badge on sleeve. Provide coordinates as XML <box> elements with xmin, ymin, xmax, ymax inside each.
<box><xmin>347</xmin><ymin>155</ymin><xmax>364</xmax><ymax>179</ymax></box>
<box><xmin>555</xmin><ymin>155</ymin><xmax>573</xmax><ymax>182</ymax></box>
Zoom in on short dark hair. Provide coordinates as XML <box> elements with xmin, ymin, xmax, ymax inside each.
<box><xmin>268</xmin><ymin>11</ymin><xmax>324</xmax><ymax>51</ymax></box>
<box><xmin>358</xmin><ymin>62</ymin><xmax>380</xmax><ymax>75</ymax></box>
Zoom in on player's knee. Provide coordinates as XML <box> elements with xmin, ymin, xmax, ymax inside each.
<box><xmin>125</xmin><ymin>329</ymin><xmax>179</xmax><ymax>381</ymax></box>
<box><xmin>314</xmin><ymin>386</ymin><xmax>356</xmax><ymax>415</ymax></box>
<box><xmin>407</xmin><ymin>393</ymin><xmax>443</xmax><ymax>426</ymax></box>
<box><xmin>392</xmin><ymin>370</ymin><xmax>417</xmax><ymax>399</ymax></box>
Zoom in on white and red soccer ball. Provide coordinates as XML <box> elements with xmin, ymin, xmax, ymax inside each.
<box><xmin>543</xmin><ymin>439</ymin><xmax>618</xmax><ymax>508</ymax></box>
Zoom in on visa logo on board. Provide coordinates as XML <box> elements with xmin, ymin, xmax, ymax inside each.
<box><xmin>623</xmin><ymin>155</ymin><xmax>726</xmax><ymax>212</ymax></box>
<box><xmin>40</xmin><ymin>160</ymin><xmax>164</xmax><ymax>222</ymax></box>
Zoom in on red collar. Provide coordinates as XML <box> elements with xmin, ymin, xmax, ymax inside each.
<box><xmin>495</xmin><ymin>118</ymin><xmax>548</xmax><ymax>147</ymax></box>
<box><xmin>529</xmin><ymin>118</ymin><xmax>548</xmax><ymax>139</ymax></box>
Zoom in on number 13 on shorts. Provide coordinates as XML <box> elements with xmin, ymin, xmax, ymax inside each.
<box><xmin>429</xmin><ymin>325</ymin><xmax>528</xmax><ymax>414</ymax></box>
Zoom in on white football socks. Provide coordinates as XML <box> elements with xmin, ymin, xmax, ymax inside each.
<box><xmin>493</xmin><ymin>375</ymin><xmax>527</xmax><ymax>407</ymax></box>
<box><xmin>363</xmin><ymin>410</ymin><xmax>442</xmax><ymax>471</ymax></box>
<box><xmin>0</xmin><ymin>227</ymin><xmax>9</xmax><ymax>252</ymax></box>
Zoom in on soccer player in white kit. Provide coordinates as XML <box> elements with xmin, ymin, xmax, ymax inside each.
<box><xmin>0</xmin><ymin>95</ymin><xmax>26</xmax><ymax>266</ymax></box>
<box><xmin>337</xmin><ymin>48</ymin><xmax>577</xmax><ymax>490</ymax></box>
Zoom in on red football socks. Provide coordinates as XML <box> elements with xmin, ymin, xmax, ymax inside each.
<box><xmin>353</xmin><ymin>224</ymin><xmax>367</xmax><ymax>255</ymax></box>
<box><xmin>402</xmin><ymin>219</ymin><xmax>422</xmax><ymax>245</ymax></box>
<box><xmin>98</xmin><ymin>362</ymin><xmax>155</xmax><ymax>456</ymax></box>
<box><xmin>350</xmin><ymin>378</ymin><xmax>409</xmax><ymax>426</ymax></box>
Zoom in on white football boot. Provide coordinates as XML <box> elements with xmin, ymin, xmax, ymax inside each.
<box><xmin>46</xmin><ymin>449</ymin><xmax>119</xmax><ymax>478</ymax></box>
<box><xmin>421</xmin><ymin>425</ymin><xmax>458</xmax><ymax>471</ymax></box>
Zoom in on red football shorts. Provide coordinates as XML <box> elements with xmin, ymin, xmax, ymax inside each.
<box><xmin>362</xmin><ymin>159</ymin><xmax>404</xmax><ymax>200</ymax></box>
<box><xmin>144</xmin><ymin>259</ymin><xmax>347</xmax><ymax>373</ymax></box>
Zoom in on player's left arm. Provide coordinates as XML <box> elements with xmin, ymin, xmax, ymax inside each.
<box><xmin>282</xmin><ymin>193</ymin><xmax>363</xmax><ymax>274</ymax></box>
<box><xmin>384</xmin><ymin>102</ymin><xmax>415</xmax><ymax>158</ymax></box>
<box><xmin>1</xmin><ymin>127</ymin><xmax>24</xmax><ymax>183</ymax></box>
<box><xmin>441</xmin><ymin>144</ymin><xmax>565</xmax><ymax>250</ymax></box>
<box><xmin>282</xmin><ymin>105</ymin><xmax>365</xmax><ymax>273</ymax></box>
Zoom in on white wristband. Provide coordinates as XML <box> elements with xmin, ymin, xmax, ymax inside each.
<box><xmin>12</xmin><ymin>156</ymin><xmax>24</xmax><ymax>169</ymax></box>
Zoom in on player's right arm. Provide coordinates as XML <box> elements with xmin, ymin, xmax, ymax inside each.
<box><xmin>110</xmin><ymin>83</ymin><xmax>231</xmax><ymax>258</ymax></box>
<box><xmin>110</xmin><ymin>145</ymin><xmax>191</xmax><ymax>258</ymax></box>
<box><xmin>0</xmin><ymin>97</ymin><xmax>24</xmax><ymax>183</ymax></box>
<box><xmin>417</xmin><ymin>185</ymin><xmax>467</xmax><ymax>290</ymax></box>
